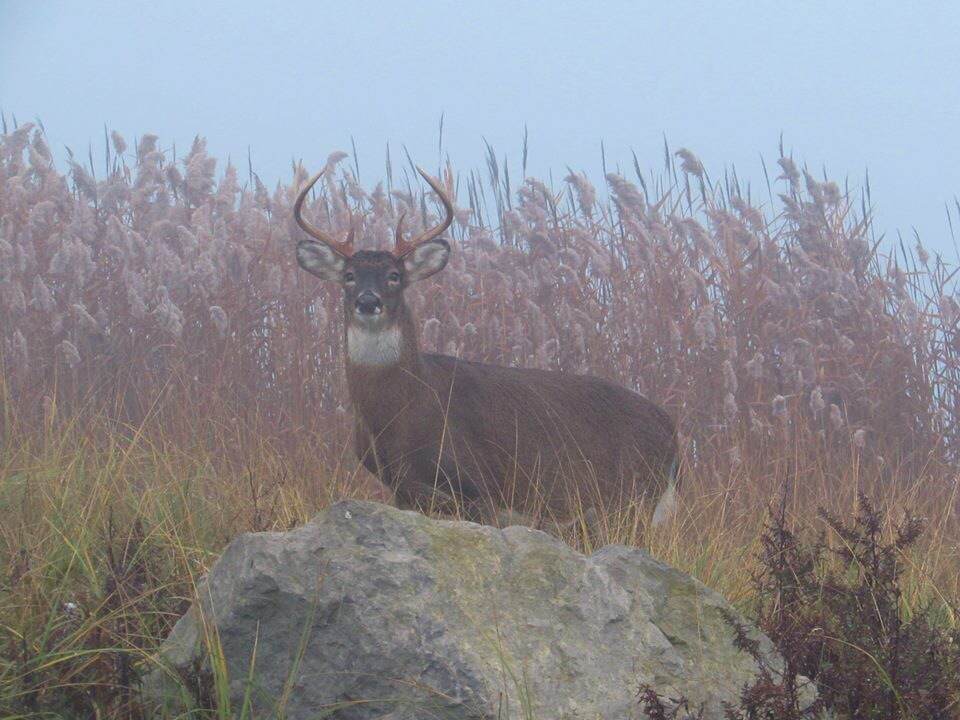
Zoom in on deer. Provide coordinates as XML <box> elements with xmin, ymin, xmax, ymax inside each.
<box><xmin>294</xmin><ymin>166</ymin><xmax>679</xmax><ymax>529</ymax></box>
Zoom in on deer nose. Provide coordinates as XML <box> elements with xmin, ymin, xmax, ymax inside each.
<box><xmin>355</xmin><ymin>291</ymin><xmax>383</xmax><ymax>315</ymax></box>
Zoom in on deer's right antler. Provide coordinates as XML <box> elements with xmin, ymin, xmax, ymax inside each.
<box><xmin>293</xmin><ymin>170</ymin><xmax>355</xmax><ymax>257</ymax></box>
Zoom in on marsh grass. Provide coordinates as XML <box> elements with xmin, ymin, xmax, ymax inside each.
<box><xmin>1</xmin><ymin>121</ymin><xmax>959</xmax><ymax>717</ymax></box>
<box><xmin>2</xmin><ymin>403</ymin><xmax>957</xmax><ymax>718</ymax></box>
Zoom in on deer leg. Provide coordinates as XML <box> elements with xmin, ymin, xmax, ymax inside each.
<box><xmin>650</xmin><ymin>458</ymin><xmax>680</xmax><ymax>527</ymax></box>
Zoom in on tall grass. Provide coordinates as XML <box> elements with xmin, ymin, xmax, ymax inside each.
<box><xmin>1</xmin><ymin>121</ymin><xmax>958</xmax><ymax>717</ymax></box>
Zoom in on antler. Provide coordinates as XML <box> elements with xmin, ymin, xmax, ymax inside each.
<box><xmin>293</xmin><ymin>170</ymin><xmax>355</xmax><ymax>256</ymax></box>
<box><xmin>394</xmin><ymin>166</ymin><xmax>454</xmax><ymax>257</ymax></box>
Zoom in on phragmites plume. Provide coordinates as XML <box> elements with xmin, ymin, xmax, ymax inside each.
<box><xmin>693</xmin><ymin>304</ymin><xmax>717</xmax><ymax>348</ymax></box>
<box><xmin>675</xmin><ymin>148</ymin><xmax>705</xmax><ymax>179</ymax></box>
<box><xmin>57</xmin><ymin>340</ymin><xmax>81</xmax><ymax>368</ymax></box>
<box><xmin>71</xmin><ymin>303</ymin><xmax>103</xmax><ymax>337</ymax></box>
<box><xmin>110</xmin><ymin>130</ymin><xmax>127</xmax><ymax>156</ymax></box>
<box><xmin>745</xmin><ymin>351</ymin><xmax>765</xmax><ymax>380</ymax></box>
<box><xmin>723</xmin><ymin>392</ymin><xmax>739</xmax><ymax>423</ymax></box>
<box><xmin>564</xmin><ymin>170</ymin><xmax>597</xmax><ymax>216</ymax></box>
<box><xmin>9</xmin><ymin>329</ymin><xmax>28</xmax><ymax>366</ymax></box>
<box><xmin>810</xmin><ymin>386</ymin><xmax>826</xmax><ymax>414</ymax></box>
<box><xmin>0</xmin><ymin>125</ymin><xmax>956</xmax><ymax>477</ymax></box>
<box><xmin>153</xmin><ymin>286</ymin><xmax>184</xmax><ymax>338</ymax></box>
<box><xmin>772</xmin><ymin>395</ymin><xmax>789</xmax><ymax>423</ymax></box>
<box><xmin>722</xmin><ymin>359</ymin><xmax>739</xmax><ymax>394</ymax></box>
<box><xmin>208</xmin><ymin>305</ymin><xmax>229</xmax><ymax>337</ymax></box>
<box><xmin>830</xmin><ymin>404</ymin><xmax>844</xmax><ymax>430</ymax></box>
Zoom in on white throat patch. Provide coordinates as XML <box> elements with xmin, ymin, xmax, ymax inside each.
<box><xmin>347</xmin><ymin>324</ymin><xmax>403</xmax><ymax>366</ymax></box>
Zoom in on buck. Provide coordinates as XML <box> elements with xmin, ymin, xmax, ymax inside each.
<box><xmin>294</xmin><ymin>167</ymin><xmax>679</xmax><ymax>527</ymax></box>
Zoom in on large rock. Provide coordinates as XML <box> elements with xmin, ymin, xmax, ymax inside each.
<box><xmin>146</xmin><ymin>501</ymin><xmax>786</xmax><ymax>719</ymax></box>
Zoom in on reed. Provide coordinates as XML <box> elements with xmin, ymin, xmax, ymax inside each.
<box><xmin>1</xmin><ymin>122</ymin><xmax>958</xmax><ymax>717</ymax></box>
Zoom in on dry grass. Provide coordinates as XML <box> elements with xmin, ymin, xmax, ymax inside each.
<box><xmin>1</xmin><ymin>120</ymin><xmax>959</xmax><ymax>717</ymax></box>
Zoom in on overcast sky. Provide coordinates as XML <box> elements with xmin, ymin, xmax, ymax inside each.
<box><xmin>3</xmin><ymin>1</ymin><xmax>959</xmax><ymax>254</ymax></box>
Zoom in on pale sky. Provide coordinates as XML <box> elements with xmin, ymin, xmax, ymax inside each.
<box><xmin>2</xmin><ymin>1</ymin><xmax>959</xmax><ymax>254</ymax></box>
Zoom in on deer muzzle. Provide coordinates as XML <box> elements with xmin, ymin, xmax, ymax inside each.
<box><xmin>355</xmin><ymin>291</ymin><xmax>383</xmax><ymax>316</ymax></box>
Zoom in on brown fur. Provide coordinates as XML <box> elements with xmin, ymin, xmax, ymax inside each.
<box><xmin>345</xmin><ymin>295</ymin><xmax>678</xmax><ymax>524</ymax></box>
<box><xmin>293</xmin><ymin>167</ymin><xmax>677</xmax><ymax>525</ymax></box>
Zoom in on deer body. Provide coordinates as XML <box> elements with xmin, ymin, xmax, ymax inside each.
<box><xmin>295</xmin><ymin>167</ymin><xmax>678</xmax><ymax>525</ymax></box>
<box><xmin>348</xmin><ymin>349</ymin><xmax>677</xmax><ymax>521</ymax></box>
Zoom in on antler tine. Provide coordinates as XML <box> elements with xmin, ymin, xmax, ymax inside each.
<box><xmin>293</xmin><ymin>170</ymin><xmax>354</xmax><ymax>256</ymax></box>
<box><xmin>393</xmin><ymin>212</ymin><xmax>406</xmax><ymax>248</ymax></box>
<box><xmin>394</xmin><ymin>166</ymin><xmax>455</xmax><ymax>257</ymax></box>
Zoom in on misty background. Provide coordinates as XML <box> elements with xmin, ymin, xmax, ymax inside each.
<box><xmin>2</xmin><ymin>0</ymin><xmax>958</xmax><ymax>254</ymax></box>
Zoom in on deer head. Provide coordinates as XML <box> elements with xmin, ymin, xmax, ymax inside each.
<box><xmin>294</xmin><ymin>166</ymin><xmax>454</xmax><ymax>365</ymax></box>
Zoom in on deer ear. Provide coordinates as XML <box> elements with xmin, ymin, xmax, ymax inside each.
<box><xmin>402</xmin><ymin>238</ymin><xmax>450</xmax><ymax>282</ymax></box>
<box><xmin>297</xmin><ymin>240</ymin><xmax>346</xmax><ymax>281</ymax></box>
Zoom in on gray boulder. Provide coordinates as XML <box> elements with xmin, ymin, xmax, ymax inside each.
<box><xmin>146</xmin><ymin>500</ymin><xmax>792</xmax><ymax>719</ymax></box>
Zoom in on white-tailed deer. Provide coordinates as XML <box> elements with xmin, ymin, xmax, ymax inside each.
<box><xmin>294</xmin><ymin>167</ymin><xmax>679</xmax><ymax>527</ymax></box>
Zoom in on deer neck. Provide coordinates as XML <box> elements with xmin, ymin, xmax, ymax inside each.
<box><xmin>345</xmin><ymin>308</ymin><xmax>424</xmax><ymax>424</ymax></box>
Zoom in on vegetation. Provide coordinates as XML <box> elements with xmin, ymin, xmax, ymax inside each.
<box><xmin>1</xmin><ymin>119</ymin><xmax>958</xmax><ymax>717</ymax></box>
<box><xmin>640</xmin><ymin>494</ymin><xmax>960</xmax><ymax>719</ymax></box>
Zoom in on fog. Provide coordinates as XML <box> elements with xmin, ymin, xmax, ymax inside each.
<box><xmin>3</xmin><ymin>0</ymin><xmax>959</xmax><ymax>252</ymax></box>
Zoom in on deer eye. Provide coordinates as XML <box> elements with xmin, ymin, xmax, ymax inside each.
<box><xmin>387</xmin><ymin>271</ymin><xmax>401</xmax><ymax>284</ymax></box>
<box><xmin>344</xmin><ymin>272</ymin><xmax>355</xmax><ymax>284</ymax></box>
